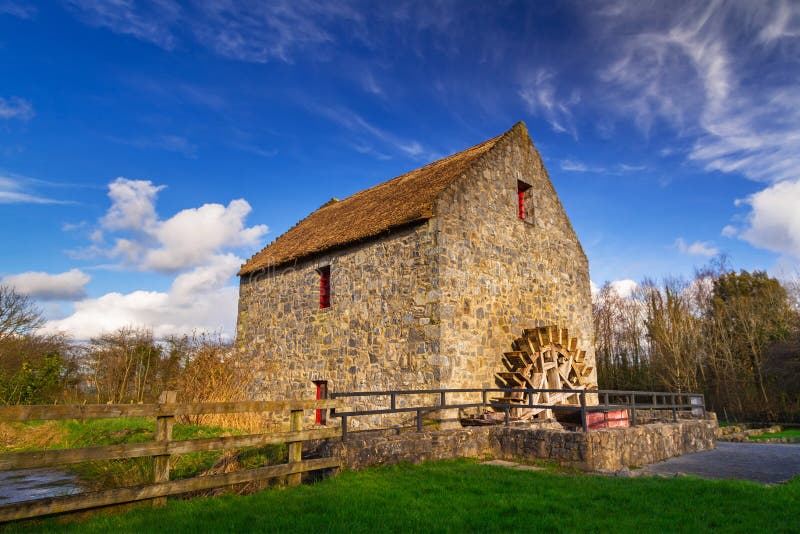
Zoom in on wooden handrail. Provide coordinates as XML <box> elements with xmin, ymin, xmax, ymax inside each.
<box><xmin>0</xmin><ymin>399</ymin><xmax>340</xmax><ymax>422</ymax></box>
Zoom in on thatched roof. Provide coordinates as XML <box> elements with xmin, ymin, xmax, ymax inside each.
<box><xmin>239</xmin><ymin>123</ymin><xmax>521</xmax><ymax>275</ymax></box>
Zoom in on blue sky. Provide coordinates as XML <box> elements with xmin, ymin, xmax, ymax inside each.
<box><xmin>1</xmin><ymin>1</ymin><xmax>798</xmax><ymax>339</ymax></box>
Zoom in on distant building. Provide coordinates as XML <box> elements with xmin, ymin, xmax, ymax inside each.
<box><xmin>236</xmin><ymin>122</ymin><xmax>595</xmax><ymax>409</ymax></box>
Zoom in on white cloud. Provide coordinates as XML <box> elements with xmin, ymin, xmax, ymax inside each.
<box><xmin>519</xmin><ymin>69</ymin><xmax>580</xmax><ymax>138</ymax></box>
<box><xmin>42</xmin><ymin>284</ymin><xmax>238</xmax><ymax>340</ymax></box>
<box><xmin>736</xmin><ymin>178</ymin><xmax>800</xmax><ymax>258</ymax></box>
<box><xmin>101</xmin><ymin>177</ymin><xmax>164</xmax><ymax>232</ymax></box>
<box><xmin>0</xmin><ymin>97</ymin><xmax>34</xmax><ymax>120</ymax></box>
<box><xmin>721</xmin><ymin>225</ymin><xmax>737</xmax><ymax>238</ymax></box>
<box><xmin>590</xmin><ymin>280</ymin><xmax>599</xmax><ymax>295</ymax></box>
<box><xmin>675</xmin><ymin>238</ymin><xmax>719</xmax><ymax>257</ymax></box>
<box><xmin>94</xmin><ymin>177</ymin><xmax>268</xmax><ymax>274</ymax></box>
<box><xmin>45</xmin><ymin>177</ymin><xmax>268</xmax><ymax>339</ymax></box>
<box><xmin>2</xmin><ymin>269</ymin><xmax>90</xmax><ymax>301</ymax></box>
<box><xmin>142</xmin><ymin>200</ymin><xmax>265</xmax><ymax>272</ymax></box>
<box><xmin>610</xmin><ymin>279</ymin><xmax>638</xmax><ymax>299</ymax></box>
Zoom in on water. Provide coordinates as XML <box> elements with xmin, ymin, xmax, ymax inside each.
<box><xmin>0</xmin><ymin>468</ymin><xmax>83</xmax><ymax>504</ymax></box>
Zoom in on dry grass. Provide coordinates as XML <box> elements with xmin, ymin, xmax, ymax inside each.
<box><xmin>171</xmin><ymin>334</ymin><xmax>264</xmax><ymax>432</ymax></box>
<box><xmin>0</xmin><ymin>421</ymin><xmax>65</xmax><ymax>452</ymax></box>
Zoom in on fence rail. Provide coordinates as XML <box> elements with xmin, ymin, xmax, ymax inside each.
<box><xmin>0</xmin><ymin>393</ymin><xmax>341</xmax><ymax>523</ymax></box>
<box><xmin>330</xmin><ymin>388</ymin><xmax>705</xmax><ymax>436</ymax></box>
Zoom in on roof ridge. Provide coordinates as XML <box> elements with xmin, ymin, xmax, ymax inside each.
<box><xmin>239</xmin><ymin>123</ymin><xmax>522</xmax><ymax>275</ymax></box>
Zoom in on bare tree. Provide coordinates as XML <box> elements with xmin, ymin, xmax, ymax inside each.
<box><xmin>0</xmin><ymin>285</ymin><xmax>43</xmax><ymax>341</ymax></box>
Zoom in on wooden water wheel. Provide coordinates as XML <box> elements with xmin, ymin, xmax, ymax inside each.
<box><xmin>492</xmin><ymin>325</ymin><xmax>596</xmax><ymax>421</ymax></box>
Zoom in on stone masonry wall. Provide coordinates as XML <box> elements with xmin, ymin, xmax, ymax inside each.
<box><xmin>237</xmin><ymin>223</ymin><xmax>445</xmax><ymax>429</ymax></box>
<box><xmin>318</xmin><ymin>419</ymin><xmax>716</xmax><ymax>471</ymax></box>
<box><xmin>433</xmin><ymin>124</ymin><xmax>595</xmax><ymax>395</ymax></box>
<box><xmin>490</xmin><ymin>419</ymin><xmax>717</xmax><ymax>471</ymax></box>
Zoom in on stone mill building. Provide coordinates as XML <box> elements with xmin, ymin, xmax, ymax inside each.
<box><xmin>236</xmin><ymin>122</ymin><xmax>596</xmax><ymax>410</ymax></box>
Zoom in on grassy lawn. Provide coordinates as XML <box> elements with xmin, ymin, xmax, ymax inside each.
<box><xmin>749</xmin><ymin>428</ymin><xmax>800</xmax><ymax>440</ymax></box>
<box><xmin>6</xmin><ymin>459</ymin><xmax>800</xmax><ymax>534</ymax></box>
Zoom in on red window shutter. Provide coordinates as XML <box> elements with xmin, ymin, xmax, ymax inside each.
<box><xmin>517</xmin><ymin>181</ymin><xmax>531</xmax><ymax>220</ymax></box>
<box><xmin>319</xmin><ymin>266</ymin><xmax>330</xmax><ymax>309</ymax></box>
<box><xmin>313</xmin><ymin>380</ymin><xmax>328</xmax><ymax>425</ymax></box>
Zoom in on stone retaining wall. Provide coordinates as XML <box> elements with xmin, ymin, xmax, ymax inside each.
<box><xmin>491</xmin><ymin>419</ymin><xmax>717</xmax><ymax>470</ymax></box>
<box><xmin>316</xmin><ymin>418</ymin><xmax>716</xmax><ymax>471</ymax></box>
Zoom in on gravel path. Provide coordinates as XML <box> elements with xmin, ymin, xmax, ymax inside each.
<box><xmin>641</xmin><ymin>442</ymin><xmax>800</xmax><ymax>484</ymax></box>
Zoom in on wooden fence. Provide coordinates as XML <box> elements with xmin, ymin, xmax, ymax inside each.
<box><xmin>0</xmin><ymin>392</ymin><xmax>341</xmax><ymax>523</ymax></box>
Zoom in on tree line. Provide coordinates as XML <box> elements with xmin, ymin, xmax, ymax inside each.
<box><xmin>593</xmin><ymin>261</ymin><xmax>800</xmax><ymax>422</ymax></box>
<box><xmin>0</xmin><ymin>284</ymin><xmax>248</xmax><ymax>411</ymax></box>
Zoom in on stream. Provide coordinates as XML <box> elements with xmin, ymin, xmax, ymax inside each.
<box><xmin>0</xmin><ymin>468</ymin><xmax>83</xmax><ymax>504</ymax></box>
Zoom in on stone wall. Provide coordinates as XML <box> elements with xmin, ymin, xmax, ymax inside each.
<box><xmin>313</xmin><ymin>419</ymin><xmax>716</xmax><ymax>471</ymax></box>
<box><xmin>490</xmin><ymin>419</ymin><xmax>717</xmax><ymax>471</ymax></box>
<box><xmin>433</xmin><ymin>125</ymin><xmax>595</xmax><ymax>395</ymax></box>
<box><xmin>237</xmin><ymin>222</ymin><xmax>445</xmax><ymax>428</ymax></box>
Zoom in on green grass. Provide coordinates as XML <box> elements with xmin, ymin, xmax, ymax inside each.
<box><xmin>8</xmin><ymin>460</ymin><xmax>800</xmax><ymax>533</ymax></box>
<box><xmin>749</xmin><ymin>429</ymin><xmax>800</xmax><ymax>440</ymax></box>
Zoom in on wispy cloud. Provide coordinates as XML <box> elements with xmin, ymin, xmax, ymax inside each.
<box><xmin>0</xmin><ymin>1</ymin><xmax>36</xmax><ymax>19</ymax></box>
<box><xmin>560</xmin><ymin>160</ymin><xmax>592</xmax><ymax>173</ymax></box>
<box><xmin>108</xmin><ymin>134</ymin><xmax>198</xmax><ymax>158</ymax></box>
<box><xmin>0</xmin><ymin>96</ymin><xmax>34</xmax><ymax>120</ymax></box>
<box><xmin>597</xmin><ymin>1</ymin><xmax>800</xmax><ymax>184</ymax></box>
<box><xmin>64</xmin><ymin>0</ymin><xmax>180</xmax><ymax>50</ymax></box>
<box><xmin>675</xmin><ymin>238</ymin><xmax>719</xmax><ymax>257</ymax></box>
<box><xmin>0</xmin><ymin>173</ymin><xmax>74</xmax><ymax>204</ymax></box>
<box><xmin>309</xmin><ymin>104</ymin><xmax>438</xmax><ymax>161</ymax></box>
<box><xmin>519</xmin><ymin>69</ymin><xmax>580</xmax><ymax>138</ymax></box>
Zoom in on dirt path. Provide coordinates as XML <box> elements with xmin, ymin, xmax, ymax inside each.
<box><xmin>641</xmin><ymin>442</ymin><xmax>800</xmax><ymax>484</ymax></box>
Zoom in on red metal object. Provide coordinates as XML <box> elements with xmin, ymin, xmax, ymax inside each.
<box><xmin>318</xmin><ymin>267</ymin><xmax>330</xmax><ymax>309</ymax></box>
<box><xmin>517</xmin><ymin>189</ymin><xmax>526</xmax><ymax>219</ymax></box>
<box><xmin>313</xmin><ymin>381</ymin><xmax>328</xmax><ymax>425</ymax></box>
<box><xmin>586</xmin><ymin>409</ymin><xmax>629</xmax><ymax>430</ymax></box>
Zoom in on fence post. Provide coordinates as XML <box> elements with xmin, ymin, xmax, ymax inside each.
<box><xmin>287</xmin><ymin>409</ymin><xmax>303</xmax><ymax>487</ymax></box>
<box><xmin>416</xmin><ymin>410</ymin><xmax>423</xmax><ymax>432</ymax></box>
<box><xmin>629</xmin><ymin>394</ymin><xmax>637</xmax><ymax>426</ymax></box>
<box><xmin>153</xmin><ymin>390</ymin><xmax>176</xmax><ymax>508</ymax></box>
<box><xmin>580</xmin><ymin>390</ymin><xmax>588</xmax><ymax>432</ymax></box>
<box><xmin>672</xmin><ymin>394</ymin><xmax>678</xmax><ymax>421</ymax></box>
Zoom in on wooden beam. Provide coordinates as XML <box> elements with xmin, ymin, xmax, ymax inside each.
<box><xmin>0</xmin><ymin>457</ymin><xmax>340</xmax><ymax>523</ymax></box>
<box><xmin>0</xmin><ymin>428</ymin><xmax>341</xmax><ymax>471</ymax></box>
<box><xmin>0</xmin><ymin>399</ymin><xmax>341</xmax><ymax>422</ymax></box>
<box><xmin>153</xmin><ymin>391</ymin><xmax>176</xmax><ymax>508</ymax></box>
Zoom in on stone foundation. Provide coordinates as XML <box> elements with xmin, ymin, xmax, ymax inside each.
<box><xmin>491</xmin><ymin>419</ymin><xmax>717</xmax><ymax>470</ymax></box>
<box><xmin>315</xmin><ymin>418</ymin><xmax>717</xmax><ymax>471</ymax></box>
